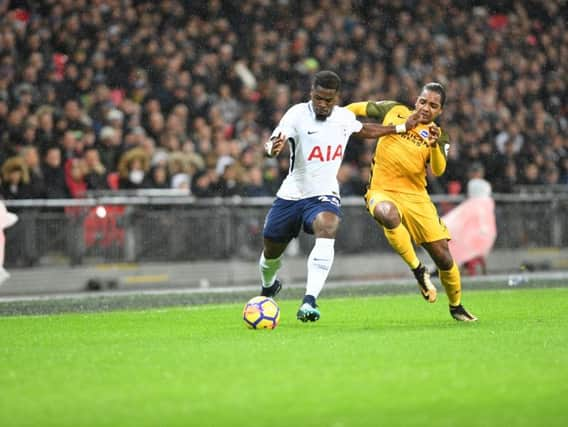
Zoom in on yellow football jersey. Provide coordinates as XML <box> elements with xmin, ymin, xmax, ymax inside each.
<box><xmin>347</xmin><ymin>101</ymin><xmax>449</xmax><ymax>198</ymax></box>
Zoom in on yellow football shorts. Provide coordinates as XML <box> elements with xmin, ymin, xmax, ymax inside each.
<box><xmin>365</xmin><ymin>189</ymin><xmax>450</xmax><ymax>245</ymax></box>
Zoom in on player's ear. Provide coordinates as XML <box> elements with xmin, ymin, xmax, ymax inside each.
<box><xmin>435</xmin><ymin>107</ymin><xmax>443</xmax><ymax>119</ymax></box>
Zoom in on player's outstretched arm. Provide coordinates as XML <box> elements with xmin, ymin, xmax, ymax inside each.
<box><xmin>355</xmin><ymin>123</ymin><xmax>397</xmax><ymax>139</ymax></box>
<box><xmin>355</xmin><ymin>111</ymin><xmax>421</xmax><ymax>139</ymax></box>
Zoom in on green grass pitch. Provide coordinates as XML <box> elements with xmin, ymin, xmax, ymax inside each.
<box><xmin>1</xmin><ymin>287</ymin><xmax>568</xmax><ymax>427</ymax></box>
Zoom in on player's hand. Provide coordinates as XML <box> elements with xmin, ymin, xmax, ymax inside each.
<box><xmin>265</xmin><ymin>132</ymin><xmax>286</xmax><ymax>157</ymax></box>
<box><xmin>428</xmin><ymin>125</ymin><xmax>440</xmax><ymax>147</ymax></box>
<box><xmin>405</xmin><ymin>110</ymin><xmax>421</xmax><ymax>130</ymax></box>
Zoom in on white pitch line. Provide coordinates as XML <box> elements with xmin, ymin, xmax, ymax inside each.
<box><xmin>0</xmin><ymin>271</ymin><xmax>567</xmax><ymax>303</ymax></box>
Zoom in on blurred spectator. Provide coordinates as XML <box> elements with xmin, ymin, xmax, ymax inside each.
<box><xmin>64</xmin><ymin>158</ymin><xmax>87</xmax><ymax>198</ymax></box>
<box><xmin>518</xmin><ymin>162</ymin><xmax>543</xmax><ymax>186</ymax></box>
<box><xmin>117</xmin><ymin>148</ymin><xmax>152</xmax><ymax>190</ymax></box>
<box><xmin>168</xmin><ymin>152</ymin><xmax>193</xmax><ymax>193</ymax></box>
<box><xmin>493</xmin><ymin>161</ymin><xmax>518</xmax><ymax>194</ymax></box>
<box><xmin>218</xmin><ymin>162</ymin><xmax>243</xmax><ymax>197</ymax></box>
<box><xmin>214</xmin><ymin>83</ymin><xmax>242</xmax><ymax>125</ymax></box>
<box><xmin>41</xmin><ymin>146</ymin><xmax>69</xmax><ymax>199</ymax></box>
<box><xmin>60</xmin><ymin>130</ymin><xmax>81</xmax><ymax>163</ymax></box>
<box><xmin>1</xmin><ymin>157</ymin><xmax>33</xmax><ymax>200</ymax></box>
<box><xmin>21</xmin><ymin>146</ymin><xmax>45</xmax><ymax>198</ymax></box>
<box><xmin>36</xmin><ymin>106</ymin><xmax>56</xmax><ymax>149</ymax></box>
<box><xmin>191</xmin><ymin>169</ymin><xmax>219</xmax><ymax>197</ymax></box>
<box><xmin>82</xmin><ymin>147</ymin><xmax>109</xmax><ymax>191</ymax></box>
<box><xmin>543</xmin><ymin>166</ymin><xmax>560</xmax><ymax>186</ymax></box>
<box><xmin>466</xmin><ymin>163</ymin><xmax>492</xmax><ymax>198</ymax></box>
<box><xmin>241</xmin><ymin>166</ymin><xmax>272</xmax><ymax>197</ymax></box>
<box><xmin>150</xmin><ymin>165</ymin><xmax>170</xmax><ymax>189</ymax></box>
<box><xmin>96</xmin><ymin>126</ymin><xmax>122</xmax><ymax>172</ymax></box>
<box><xmin>106</xmin><ymin>109</ymin><xmax>124</xmax><ymax>130</ymax></box>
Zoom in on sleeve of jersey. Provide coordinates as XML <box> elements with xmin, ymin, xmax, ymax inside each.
<box><xmin>346</xmin><ymin>100</ymin><xmax>397</xmax><ymax>122</ymax></box>
<box><xmin>430</xmin><ymin>130</ymin><xmax>449</xmax><ymax>176</ymax></box>
<box><xmin>366</xmin><ymin>101</ymin><xmax>399</xmax><ymax>122</ymax></box>
<box><xmin>345</xmin><ymin>102</ymin><xmax>369</xmax><ymax>117</ymax></box>
<box><xmin>346</xmin><ymin>110</ymin><xmax>363</xmax><ymax>133</ymax></box>
<box><xmin>272</xmin><ymin>106</ymin><xmax>298</xmax><ymax>140</ymax></box>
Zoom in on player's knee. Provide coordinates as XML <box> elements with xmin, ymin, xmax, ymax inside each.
<box><xmin>313</xmin><ymin>214</ymin><xmax>339</xmax><ymax>238</ymax></box>
<box><xmin>314</xmin><ymin>222</ymin><xmax>338</xmax><ymax>238</ymax></box>
<box><xmin>434</xmin><ymin>251</ymin><xmax>454</xmax><ymax>270</ymax></box>
<box><xmin>373</xmin><ymin>202</ymin><xmax>400</xmax><ymax>228</ymax></box>
<box><xmin>263</xmin><ymin>239</ymin><xmax>287</xmax><ymax>259</ymax></box>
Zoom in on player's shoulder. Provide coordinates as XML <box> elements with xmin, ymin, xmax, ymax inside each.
<box><xmin>367</xmin><ymin>100</ymin><xmax>409</xmax><ymax>118</ymax></box>
<box><xmin>286</xmin><ymin>102</ymin><xmax>309</xmax><ymax>115</ymax></box>
<box><xmin>374</xmin><ymin>100</ymin><xmax>403</xmax><ymax>107</ymax></box>
<box><xmin>293</xmin><ymin>101</ymin><xmax>310</xmax><ymax>110</ymax></box>
<box><xmin>281</xmin><ymin>102</ymin><xmax>310</xmax><ymax>122</ymax></box>
<box><xmin>378</xmin><ymin>100</ymin><xmax>409</xmax><ymax>112</ymax></box>
<box><xmin>333</xmin><ymin>105</ymin><xmax>358</xmax><ymax>121</ymax></box>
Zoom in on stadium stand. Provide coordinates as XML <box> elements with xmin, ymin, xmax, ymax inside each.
<box><xmin>0</xmin><ymin>0</ymin><xmax>566</xmax><ymax>202</ymax></box>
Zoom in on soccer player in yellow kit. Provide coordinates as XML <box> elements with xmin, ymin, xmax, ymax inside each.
<box><xmin>347</xmin><ymin>82</ymin><xmax>477</xmax><ymax>321</ymax></box>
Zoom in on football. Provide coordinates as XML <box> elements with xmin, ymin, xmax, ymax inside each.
<box><xmin>242</xmin><ymin>296</ymin><xmax>280</xmax><ymax>329</ymax></box>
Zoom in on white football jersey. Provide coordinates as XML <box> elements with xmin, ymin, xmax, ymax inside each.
<box><xmin>271</xmin><ymin>101</ymin><xmax>363</xmax><ymax>200</ymax></box>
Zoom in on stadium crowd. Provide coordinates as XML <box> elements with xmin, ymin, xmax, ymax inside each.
<box><xmin>0</xmin><ymin>0</ymin><xmax>566</xmax><ymax>201</ymax></box>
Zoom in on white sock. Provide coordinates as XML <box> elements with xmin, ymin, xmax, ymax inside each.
<box><xmin>259</xmin><ymin>252</ymin><xmax>281</xmax><ymax>287</ymax></box>
<box><xmin>305</xmin><ymin>238</ymin><xmax>335</xmax><ymax>299</ymax></box>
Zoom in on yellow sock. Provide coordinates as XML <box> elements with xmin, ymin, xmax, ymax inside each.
<box><xmin>383</xmin><ymin>224</ymin><xmax>420</xmax><ymax>269</ymax></box>
<box><xmin>439</xmin><ymin>262</ymin><xmax>461</xmax><ymax>306</ymax></box>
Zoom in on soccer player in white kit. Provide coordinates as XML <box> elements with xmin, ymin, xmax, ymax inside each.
<box><xmin>259</xmin><ymin>70</ymin><xmax>420</xmax><ymax>322</ymax></box>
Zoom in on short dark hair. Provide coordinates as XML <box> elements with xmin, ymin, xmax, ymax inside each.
<box><xmin>313</xmin><ymin>70</ymin><xmax>341</xmax><ymax>92</ymax></box>
<box><xmin>422</xmin><ymin>82</ymin><xmax>446</xmax><ymax>106</ymax></box>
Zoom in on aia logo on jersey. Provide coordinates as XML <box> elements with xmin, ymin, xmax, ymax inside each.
<box><xmin>307</xmin><ymin>145</ymin><xmax>343</xmax><ymax>162</ymax></box>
